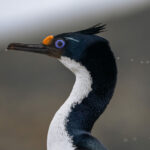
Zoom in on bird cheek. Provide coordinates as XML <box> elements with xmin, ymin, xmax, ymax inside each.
<box><xmin>48</xmin><ymin>48</ymin><xmax>64</xmax><ymax>58</ymax></box>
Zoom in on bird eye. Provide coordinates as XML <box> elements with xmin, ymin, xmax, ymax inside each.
<box><xmin>55</xmin><ymin>39</ymin><xmax>65</xmax><ymax>49</ymax></box>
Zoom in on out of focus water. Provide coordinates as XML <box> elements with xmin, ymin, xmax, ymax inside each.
<box><xmin>0</xmin><ymin>6</ymin><xmax>150</xmax><ymax>150</ymax></box>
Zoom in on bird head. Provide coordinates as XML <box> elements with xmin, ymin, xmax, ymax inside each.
<box><xmin>7</xmin><ymin>24</ymin><xmax>116</xmax><ymax>78</ymax></box>
<box><xmin>7</xmin><ymin>24</ymin><xmax>106</xmax><ymax>60</ymax></box>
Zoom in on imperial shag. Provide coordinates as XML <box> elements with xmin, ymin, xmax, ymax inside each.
<box><xmin>7</xmin><ymin>24</ymin><xmax>117</xmax><ymax>150</ymax></box>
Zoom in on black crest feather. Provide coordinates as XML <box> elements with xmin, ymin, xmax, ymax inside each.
<box><xmin>77</xmin><ymin>23</ymin><xmax>106</xmax><ymax>35</ymax></box>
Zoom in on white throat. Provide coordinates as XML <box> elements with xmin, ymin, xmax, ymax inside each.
<box><xmin>47</xmin><ymin>56</ymin><xmax>92</xmax><ymax>150</ymax></box>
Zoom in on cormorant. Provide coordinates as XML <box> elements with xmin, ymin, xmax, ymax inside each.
<box><xmin>7</xmin><ymin>24</ymin><xmax>117</xmax><ymax>150</ymax></box>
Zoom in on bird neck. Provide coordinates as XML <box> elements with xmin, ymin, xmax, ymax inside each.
<box><xmin>64</xmin><ymin>56</ymin><xmax>116</xmax><ymax>150</ymax></box>
<box><xmin>65</xmin><ymin>60</ymin><xmax>115</xmax><ymax>135</ymax></box>
<box><xmin>47</xmin><ymin>55</ymin><xmax>116</xmax><ymax>150</ymax></box>
<box><xmin>61</xmin><ymin>56</ymin><xmax>93</xmax><ymax>105</ymax></box>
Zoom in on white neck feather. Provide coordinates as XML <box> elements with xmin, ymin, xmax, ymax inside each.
<box><xmin>47</xmin><ymin>56</ymin><xmax>92</xmax><ymax>150</ymax></box>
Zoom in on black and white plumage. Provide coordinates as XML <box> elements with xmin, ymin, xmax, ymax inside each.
<box><xmin>7</xmin><ymin>24</ymin><xmax>117</xmax><ymax>150</ymax></box>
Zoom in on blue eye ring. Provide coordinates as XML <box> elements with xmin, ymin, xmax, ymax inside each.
<box><xmin>55</xmin><ymin>39</ymin><xmax>65</xmax><ymax>49</ymax></box>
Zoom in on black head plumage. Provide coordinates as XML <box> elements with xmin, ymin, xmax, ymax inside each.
<box><xmin>77</xmin><ymin>23</ymin><xmax>106</xmax><ymax>35</ymax></box>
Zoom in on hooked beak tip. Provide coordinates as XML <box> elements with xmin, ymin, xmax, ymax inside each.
<box><xmin>7</xmin><ymin>43</ymin><xmax>15</xmax><ymax>50</ymax></box>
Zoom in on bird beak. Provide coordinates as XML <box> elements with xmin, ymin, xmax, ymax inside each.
<box><xmin>7</xmin><ymin>43</ymin><xmax>63</xmax><ymax>58</ymax></box>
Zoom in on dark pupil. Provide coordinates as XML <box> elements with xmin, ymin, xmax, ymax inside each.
<box><xmin>57</xmin><ymin>41</ymin><xmax>62</xmax><ymax>46</ymax></box>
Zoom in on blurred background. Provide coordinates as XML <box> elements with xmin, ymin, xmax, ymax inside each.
<box><xmin>0</xmin><ymin>0</ymin><xmax>150</xmax><ymax>150</ymax></box>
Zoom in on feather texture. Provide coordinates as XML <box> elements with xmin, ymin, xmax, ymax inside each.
<box><xmin>77</xmin><ymin>24</ymin><xmax>106</xmax><ymax>35</ymax></box>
